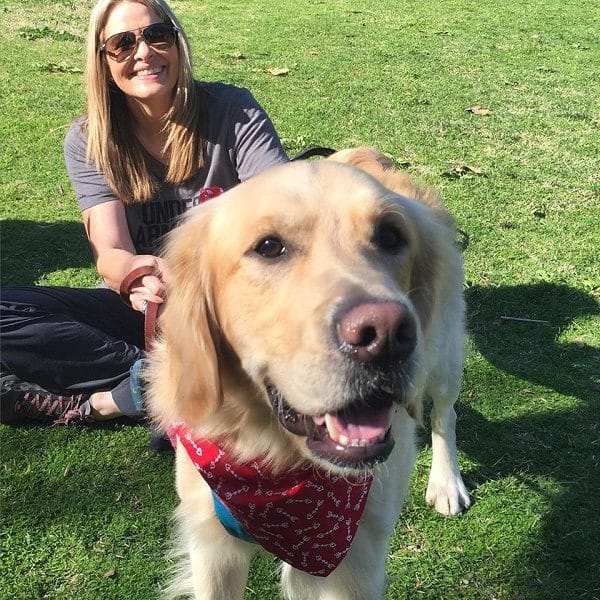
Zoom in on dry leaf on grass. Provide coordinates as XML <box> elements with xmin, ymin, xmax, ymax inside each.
<box><xmin>466</xmin><ymin>105</ymin><xmax>491</xmax><ymax>116</ymax></box>
<box><xmin>443</xmin><ymin>163</ymin><xmax>485</xmax><ymax>178</ymax></box>
<box><xmin>267</xmin><ymin>67</ymin><xmax>289</xmax><ymax>76</ymax></box>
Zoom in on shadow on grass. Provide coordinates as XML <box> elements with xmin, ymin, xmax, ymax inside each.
<box><xmin>466</xmin><ymin>282</ymin><xmax>598</xmax><ymax>402</ymax></box>
<box><xmin>462</xmin><ymin>282</ymin><xmax>599</xmax><ymax>599</ymax></box>
<box><xmin>1</xmin><ymin>219</ymin><xmax>92</xmax><ymax>285</ymax></box>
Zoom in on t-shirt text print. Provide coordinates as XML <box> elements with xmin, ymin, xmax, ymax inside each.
<box><xmin>131</xmin><ymin>186</ymin><xmax>224</xmax><ymax>253</ymax></box>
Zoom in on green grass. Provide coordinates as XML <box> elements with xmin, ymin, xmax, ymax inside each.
<box><xmin>1</xmin><ymin>0</ymin><xmax>599</xmax><ymax>598</ymax></box>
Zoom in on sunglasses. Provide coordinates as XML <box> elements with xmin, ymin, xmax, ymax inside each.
<box><xmin>100</xmin><ymin>22</ymin><xmax>178</xmax><ymax>63</ymax></box>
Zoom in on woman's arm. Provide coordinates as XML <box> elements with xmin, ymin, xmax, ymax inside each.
<box><xmin>82</xmin><ymin>200</ymin><xmax>167</xmax><ymax>311</ymax></box>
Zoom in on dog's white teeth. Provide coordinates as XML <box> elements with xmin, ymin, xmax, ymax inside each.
<box><xmin>343</xmin><ymin>433</ymin><xmax>387</xmax><ymax>448</ymax></box>
<box><xmin>324</xmin><ymin>414</ymin><xmax>340</xmax><ymax>443</ymax></box>
<box><xmin>349</xmin><ymin>438</ymin><xmax>369</xmax><ymax>448</ymax></box>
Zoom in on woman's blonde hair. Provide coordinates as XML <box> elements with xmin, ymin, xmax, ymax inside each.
<box><xmin>85</xmin><ymin>0</ymin><xmax>205</xmax><ymax>203</ymax></box>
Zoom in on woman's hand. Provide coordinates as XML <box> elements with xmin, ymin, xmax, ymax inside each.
<box><xmin>82</xmin><ymin>200</ymin><xmax>171</xmax><ymax>312</ymax></box>
<box><xmin>125</xmin><ymin>255</ymin><xmax>170</xmax><ymax>313</ymax></box>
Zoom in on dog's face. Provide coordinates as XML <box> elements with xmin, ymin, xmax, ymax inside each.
<box><xmin>150</xmin><ymin>159</ymin><xmax>451</xmax><ymax>473</ymax></box>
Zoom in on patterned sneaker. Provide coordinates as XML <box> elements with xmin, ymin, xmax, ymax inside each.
<box><xmin>1</xmin><ymin>372</ymin><xmax>92</xmax><ymax>425</ymax></box>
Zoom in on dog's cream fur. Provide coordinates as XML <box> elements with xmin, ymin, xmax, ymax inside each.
<box><xmin>147</xmin><ymin>148</ymin><xmax>470</xmax><ymax>599</ymax></box>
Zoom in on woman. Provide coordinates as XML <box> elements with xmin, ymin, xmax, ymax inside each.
<box><xmin>0</xmin><ymin>0</ymin><xmax>288</xmax><ymax>434</ymax></box>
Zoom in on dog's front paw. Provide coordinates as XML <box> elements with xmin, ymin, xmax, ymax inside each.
<box><xmin>426</xmin><ymin>471</ymin><xmax>471</xmax><ymax>516</ymax></box>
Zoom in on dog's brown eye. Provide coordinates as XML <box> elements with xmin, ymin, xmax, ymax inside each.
<box><xmin>255</xmin><ymin>236</ymin><xmax>287</xmax><ymax>258</ymax></box>
<box><xmin>374</xmin><ymin>222</ymin><xmax>406</xmax><ymax>254</ymax></box>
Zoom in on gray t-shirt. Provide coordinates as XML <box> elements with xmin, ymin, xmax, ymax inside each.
<box><xmin>64</xmin><ymin>82</ymin><xmax>288</xmax><ymax>255</ymax></box>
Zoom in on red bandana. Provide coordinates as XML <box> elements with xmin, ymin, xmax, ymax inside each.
<box><xmin>170</xmin><ymin>424</ymin><xmax>373</xmax><ymax>577</ymax></box>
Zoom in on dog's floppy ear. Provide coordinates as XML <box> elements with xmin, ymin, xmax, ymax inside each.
<box><xmin>408</xmin><ymin>198</ymin><xmax>462</xmax><ymax>336</ymax></box>
<box><xmin>408</xmin><ymin>222</ymin><xmax>439</xmax><ymax>336</ymax></box>
<box><xmin>148</xmin><ymin>210</ymin><xmax>221</xmax><ymax>429</ymax></box>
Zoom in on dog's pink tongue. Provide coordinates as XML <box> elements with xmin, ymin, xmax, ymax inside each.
<box><xmin>314</xmin><ymin>405</ymin><xmax>392</xmax><ymax>445</ymax></box>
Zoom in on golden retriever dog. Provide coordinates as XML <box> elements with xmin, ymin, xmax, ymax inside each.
<box><xmin>147</xmin><ymin>148</ymin><xmax>470</xmax><ymax>599</ymax></box>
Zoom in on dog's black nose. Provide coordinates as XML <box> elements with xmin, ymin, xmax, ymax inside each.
<box><xmin>336</xmin><ymin>301</ymin><xmax>417</xmax><ymax>363</ymax></box>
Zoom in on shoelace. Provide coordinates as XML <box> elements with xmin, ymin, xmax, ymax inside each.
<box><xmin>17</xmin><ymin>392</ymin><xmax>85</xmax><ymax>422</ymax></box>
<box><xmin>55</xmin><ymin>407</ymin><xmax>90</xmax><ymax>426</ymax></box>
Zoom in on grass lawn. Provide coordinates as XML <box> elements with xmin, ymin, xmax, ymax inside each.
<box><xmin>1</xmin><ymin>0</ymin><xmax>599</xmax><ymax>598</ymax></box>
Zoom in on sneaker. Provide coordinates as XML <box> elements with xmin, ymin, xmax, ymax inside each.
<box><xmin>1</xmin><ymin>372</ymin><xmax>93</xmax><ymax>425</ymax></box>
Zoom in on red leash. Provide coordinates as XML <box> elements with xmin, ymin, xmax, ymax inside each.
<box><xmin>119</xmin><ymin>265</ymin><xmax>160</xmax><ymax>351</ymax></box>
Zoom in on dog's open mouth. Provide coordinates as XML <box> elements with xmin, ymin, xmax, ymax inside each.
<box><xmin>266</xmin><ymin>381</ymin><xmax>395</xmax><ymax>468</ymax></box>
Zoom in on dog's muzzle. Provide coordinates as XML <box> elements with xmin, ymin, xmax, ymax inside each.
<box><xmin>266</xmin><ymin>299</ymin><xmax>418</xmax><ymax>469</ymax></box>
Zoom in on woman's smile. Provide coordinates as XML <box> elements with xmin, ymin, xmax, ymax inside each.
<box><xmin>133</xmin><ymin>66</ymin><xmax>165</xmax><ymax>78</ymax></box>
<box><xmin>102</xmin><ymin>1</ymin><xmax>179</xmax><ymax>116</ymax></box>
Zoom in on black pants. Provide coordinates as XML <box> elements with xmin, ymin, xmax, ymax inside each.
<box><xmin>0</xmin><ymin>286</ymin><xmax>145</xmax><ymax>415</ymax></box>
